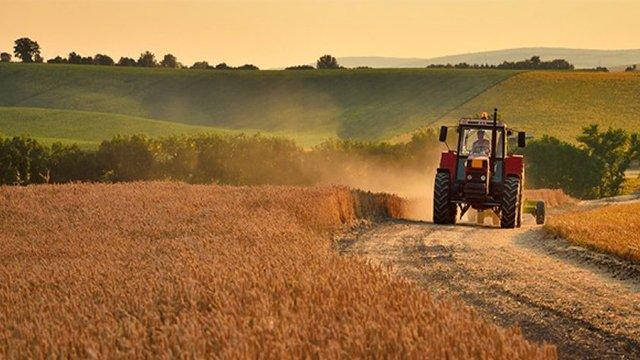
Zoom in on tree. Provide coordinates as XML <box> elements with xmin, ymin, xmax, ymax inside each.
<box><xmin>285</xmin><ymin>65</ymin><xmax>314</xmax><ymax>70</ymax></box>
<box><xmin>117</xmin><ymin>57</ymin><xmax>137</xmax><ymax>66</ymax></box>
<box><xmin>522</xmin><ymin>136</ymin><xmax>602</xmax><ymax>199</ymax></box>
<box><xmin>0</xmin><ymin>135</ymin><xmax>50</xmax><ymax>185</ymax></box>
<box><xmin>160</xmin><ymin>53</ymin><xmax>178</xmax><ymax>68</ymax></box>
<box><xmin>94</xmin><ymin>54</ymin><xmax>114</xmax><ymax>66</ymax></box>
<box><xmin>191</xmin><ymin>61</ymin><xmax>212</xmax><ymax>70</ymax></box>
<box><xmin>316</xmin><ymin>54</ymin><xmax>339</xmax><ymax>69</ymax></box>
<box><xmin>68</xmin><ymin>52</ymin><xmax>82</xmax><ymax>64</ymax></box>
<box><xmin>577</xmin><ymin>125</ymin><xmax>636</xmax><ymax>197</ymax></box>
<box><xmin>137</xmin><ymin>51</ymin><xmax>157</xmax><ymax>67</ymax></box>
<box><xmin>236</xmin><ymin>64</ymin><xmax>259</xmax><ymax>70</ymax></box>
<box><xmin>49</xmin><ymin>143</ymin><xmax>100</xmax><ymax>183</ymax></box>
<box><xmin>215</xmin><ymin>62</ymin><xmax>231</xmax><ymax>70</ymax></box>
<box><xmin>0</xmin><ymin>52</ymin><xmax>11</xmax><ymax>62</ymax></box>
<box><xmin>97</xmin><ymin>135</ymin><xmax>154</xmax><ymax>182</ymax></box>
<box><xmin>80</xmin><ymin>56</ymin><xmax>94</xmax><ymax>65</ymax></box>
<box><xmin>47</xmin><ymin>56</ymin><xmax>67</xmax><ymax>64</ymax></box>
<box><xmin>13</xmin><ymin>37</ymin><xmax>41</xmax><ymax>63</ymax></box>
<box><xmin>530</xmin><ymin>55</ymin><xmax>541</xmax><ymax>66</ymax></box>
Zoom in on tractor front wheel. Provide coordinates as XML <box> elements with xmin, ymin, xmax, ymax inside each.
<box><xmin>433</xmin><ymin>172</ymin><xmax>457</xmax><ymax>224</ymax></box>
<box><xmin>500</xmin><ymin>176</ymin><xmax>521</xmax><ymax>229</ymax></box>
<box><xmin>535</xmin><ymin>201</ymin><xmax>546</xmax><ymax>225</ymax></box>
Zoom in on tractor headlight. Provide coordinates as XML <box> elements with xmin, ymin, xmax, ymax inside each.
<box><xmin>467</xmin><ymin>175</ymin><xmax>472</xmax><ymax>180</ymax></box>
<box><xmin>481</xmin><ymin>175</ymin><xmax>486</xmax><ymax>181</ymax></box>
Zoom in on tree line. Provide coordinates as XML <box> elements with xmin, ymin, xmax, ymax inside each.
<box><xmin>6</xmin><ymin>37</ymin><xmax>622</xmax><ymax>72</ymax></box>
<box><xmin>1</xmin><ymin>37</ymin><xmax>260</xmax><ymax>70</ymax></box>
<box><xmin>0</xmin><ymin>131</ymin><xmax>440</xmax><ymax>187</ymax></box>
<box><xmin>1</xmin><ymin>37</ymin><xmax>348</xmax><ymax>71</ymax></box>
<box><xmin>427</xmin><ymin>56</ymin><xmax>590</xmax><ymax>71</ymax></box>
<box><xmin>0</xmin><ymin>125</ymin><xmax>637</xmax><ymax>199</ymax></box>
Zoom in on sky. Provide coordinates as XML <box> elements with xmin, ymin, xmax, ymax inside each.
<box><xmin>1</xmin><ymin>0</ymin><xmax>639</xmax><ymax>68</ymax></box>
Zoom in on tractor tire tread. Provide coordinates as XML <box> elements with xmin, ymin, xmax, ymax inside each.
<box><xmin>433</xmin><ymin>172</ymin><xmax>456</xmax><ymax>224</ymax></box>
<box><xmin>500</xmin><ymin>176</ymin><xmax>520</xmax><ymax>229</ymax></box>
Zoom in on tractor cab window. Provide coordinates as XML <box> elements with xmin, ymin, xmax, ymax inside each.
<box><xmin>459</xmin><ymin>128</ymin><xmax>504</xmax><ymax>158</ymax></box>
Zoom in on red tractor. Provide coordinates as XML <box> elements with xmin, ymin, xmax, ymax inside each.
<box><xmin>433</xmin><ymin>109</ymin><xmax>533</xmax><ymax>228</ymax></box>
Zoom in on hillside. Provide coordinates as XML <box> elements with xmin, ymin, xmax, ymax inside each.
<box><xmin>3</xmin><ymin>64</ymin><xmax>640</xmax><ymax>146</ymax></box>
<box><xmin>338</xmin><ymin>47</ymin><xmax>640</xmax><ymax>69</ymax></box>
<box><xmin>440</xmin><ymin>71</ymin><xmax>640</xmax><ymax>141</ymax></box>
<box><xmin>0</xmin><ymin>107</ymin><xmax>239</xmax><ymax>147</ymax></box>
<box><xmin>0</xmin><ymin>63</ymin><xmax>517</xmax><ymax>143</ymax></box>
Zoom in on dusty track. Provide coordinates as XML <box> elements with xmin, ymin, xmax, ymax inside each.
<box><xmin>338</xmin><ymin>216</ymin><xmax>640</xmax><ymax>359</ymax></box>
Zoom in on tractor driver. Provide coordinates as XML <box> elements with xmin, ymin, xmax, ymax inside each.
<box><xmin>471</xmin><ymin>130</ymin><xmax>491</xmax><ymax>156</ymax></box>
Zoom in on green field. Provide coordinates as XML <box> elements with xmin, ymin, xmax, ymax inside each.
<box><xmin>0</xmin><ymin>63</ymin><xmax>517</xmax><ymax>144</ymax></box>
<box><xmin>0</xmin><ymin>107</ymin><xmax>244</xmax><ymax>148</ymax></box>
<box><xmin>441</xmin><ymin>71</ymin><xmax>640</xmax><ymax>142</ymax></box>
<box><xmin>2</xmin><ymin>63</ymin><xmax>640</xmax><ymax>147</ymax></box>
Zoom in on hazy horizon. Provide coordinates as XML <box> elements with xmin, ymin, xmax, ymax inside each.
<box><xmin>2</xmin><ymin>0</ymin><xmax>639</xmax><ymax>68</ymax></box>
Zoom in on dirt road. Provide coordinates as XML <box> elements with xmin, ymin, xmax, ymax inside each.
<box><xmin>338</xmin><ymin>216</ymin><xmax>640</xmax><ymax>359</ymax></box>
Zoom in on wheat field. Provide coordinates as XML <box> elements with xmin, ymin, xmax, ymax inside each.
<box><xmin>524</xmin><ymin>189</ymin><xmax>576</xmax><ymax>208</ymax></box>
<box><xmin>546</xmin><ymin>202</ymin><xmax>640</xmax><ymax>261</ymax></box>
<box><xmin>0</xmin><ymin>182</ymin><xmax>554</xmax><ymax>358</ymax></box>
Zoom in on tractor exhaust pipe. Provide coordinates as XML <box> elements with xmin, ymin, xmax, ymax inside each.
<box><xmin>491</xmin><ymin>108</ymin><xmax>498</xmax><ymax>163</ymax></box>
<box><xmin>490</xmin><ymin>108</ymin><xmax>498</xmax><ymax>188</ymax></box>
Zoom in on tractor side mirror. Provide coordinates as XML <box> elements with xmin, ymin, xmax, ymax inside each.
<box><xmin>439</xmin><ymin>126</ymin><xmax>448</xmax><ymax>142</ymax></box>
<box><xmin>518</xmin><ymin>132</ymin><xmax>526</xmax><ymax>147</ymax></box>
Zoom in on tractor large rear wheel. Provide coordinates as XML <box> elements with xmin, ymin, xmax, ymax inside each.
<box><xmin>433</xmin><ymin>172</ymin><xmax>457</xmax><ymax>224</ymax></box>
<box><xmin>500</xmin><ymin>176</ymin><xmax>521</xmax><ymax>229</ymax></box>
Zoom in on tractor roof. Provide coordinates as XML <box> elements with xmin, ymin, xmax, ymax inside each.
<box><xmin>459</xmin><ymin>118</ymin><xmax>506</xmax><ymax>128</ymax></box>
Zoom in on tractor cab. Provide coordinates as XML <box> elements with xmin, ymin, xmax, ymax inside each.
<box><xmin>433</xmin><ymin>109</ymin><xmax>543</xmax><ymax>228</ymax></box>
<box><xmin>456</xmin><ymin>119</ymin><xmax>506</xmax><ymax>202</ymax></box>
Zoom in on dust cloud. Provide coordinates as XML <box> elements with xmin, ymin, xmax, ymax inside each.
<box><xmin>315</xmin><ymin>156</ymin><xmax>439</xmax><ymax>221</ymax></box>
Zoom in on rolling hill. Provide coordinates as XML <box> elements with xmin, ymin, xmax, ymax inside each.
<box><xmin>440</xmin><ymin>71</ymin><xmax>640</xmax><ymax>142</ymax></box>
<box><xmin>338</xmin><ymin>47</ymin><xmax>640</xmax><ymax>69</ymax></box>
<box><xmin>0</xmin><ymin>107</ymin><xmax>240</xmax><ymax>147</ymax></box>
<box><xmin>2</xmin><ymin>63</ymin><xmax>640</xmax><ymax>147</ymax></box>
<box><xmin>0</xmin><ymin>63</ymin><xmax>518</xmax><ymax>144</ymax></box>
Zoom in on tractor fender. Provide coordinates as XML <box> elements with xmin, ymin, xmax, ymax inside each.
<box><xmin>438</xmin><ymin>151</ymin><xmax>457</xmax><ymax>183</ymax></box>
<box><xmin>504</xmin><ymin>155</ymin><xmax>524</xmax><ymax>179</ymax></box>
